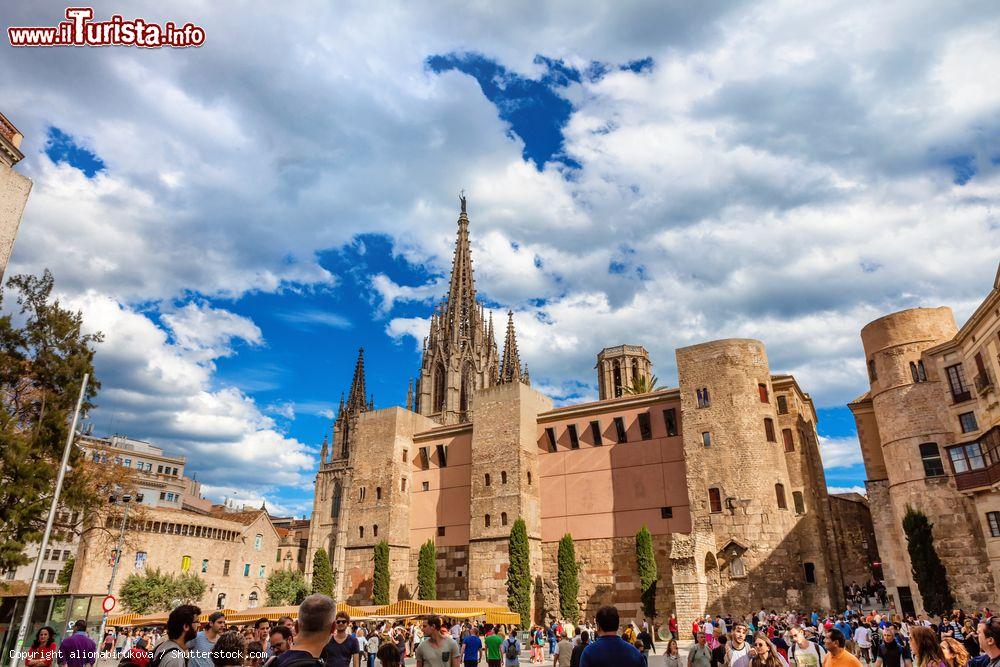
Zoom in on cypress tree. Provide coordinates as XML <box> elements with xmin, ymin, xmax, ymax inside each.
<box><xmin>635</xmin><ymin>525</ymin><xmax>658</xmax><ymax>618</ymax></box>
<box><xmin>902</xmin><ymin>506</ymin><xmax>954</xmax><ymax>616</ymax></box>
<box><xmin>557</xmin><ymin>533</ymin><xmax>580</xmax><ymax>622</ymax></box>
<box><xmin>418</xmin><ymin>539</ymin><xmax>437</xmax><ymax>600</ymax></box>
<box><xmin>311</xmin><ymin>548</ymin><xmax>334</xmax><ymax>596</ymax></box>
<box><xmin>373</xmin><ymin>540</ymin><xmax>390</xmax><ymax>605</ymax></box>
<box><xmin>507</xmin><ymin>518</ymin><xmax>531</xmax><ymax>626</ymax></box>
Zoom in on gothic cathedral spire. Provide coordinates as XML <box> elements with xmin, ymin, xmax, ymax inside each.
<box><xmin>499</xmin><ymin>310</ymin><xmax>529</xmax><ymax>385</ymax></box>
<box><xmin>415</xmin><ymin>195</ymin><xmax>501</xmax><ymax>424</ymax></box>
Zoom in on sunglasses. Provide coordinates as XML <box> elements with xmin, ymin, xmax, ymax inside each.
<box><xmin>336</xmin><ymin>620</ymin><xmax>349</xmax><ymax>624</ymax></box>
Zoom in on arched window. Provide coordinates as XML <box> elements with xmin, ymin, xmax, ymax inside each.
<box><xmin>376</xmin><ymin>487</ymin><xmax>382</xmax><ymax>501</ymax></box>
<box><xmin>527</xmin><ymin>472</ymin><xmax>532</xmax><ymax>485</ymax></box>
<box><xmin>373</xmin><ymin>525</ymin><xmax>378</xmax><ymax>537</ymax></box>
<box><xmin>775</xmin><ymin>483</ymin><xmax>787</xmax><ymax>509</ymax></box>
<box><xmin>758</xmin><ymin>383</ymin><xmax>769</xmax><ymax>402</ymax></box>
<box><xmin>401</xmin><ymin>478</ymin><xmax>407</xmax><ymax>492</ymax></box>
<box><xmin>359</xmin><ymin>526</ymin><xmax>364</xmax><ymax>538</ymax></box>
<box><xmin>793</xmin><ymin>491</ymin><xmax>805</xmax><ymax>515</ymax></box>
<box><xmin>631</xmin><ymin>359</ymin><xmax>640</xmax><ymax>384</ymax></box>
<box><xmin>501</xmin><ymin>512</ymin><xmax>508</xmax><ymax>526</ymax></box>
<box><xmin>248</xmin><ymin>591</ymin><xmax>258</xmax><ymax>608</ymax></box>
<box><xmin>485</xmin><ymin>473</ymin><xmax>491</xmax><ymax>487</ymax></box>
<box><xmin>459</xmin><ymin>362</ymin><xmax>474</xmax><ymax>417</ymax></box>
<box><xmin>910</xmin><ymin>360</ymin><xmax>927</xmax><ymax>382</ymax></box>
<box><xmin>254</xmin><ymin>534</ymin><xmax>263</xmax><ymax>550</ymax></box>
<box><xmin>359</xmin><ymin>487</ymin><xmax>366</xmax><ymax>501</ymax></box>
<box><xmin>501</xmin><ymin>471</ymin><xmax>507</xmax><ymax>484</ymax></box>
<box><xmin>613</xmin><ymin>360</ymin><xmax>623</xmax><ymax>397</ymax></box>
<box><xmin>485</xmin><ymin>514</ymin><xmax>491</xmax><ymax>527</ymax></box>
<box><xmin>181</xmin><ymin>555</ymin><xmax>191</xmax><ymax>572</ymax></box>
<box><xmin>433</xmin><ymin>363</ymin><xmax>446</xmax><ymax>413</ymax></box>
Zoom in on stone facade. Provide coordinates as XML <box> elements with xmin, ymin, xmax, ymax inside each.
<box><xmin>828</xmin><ymin>493</ymin><xmax>880</xmax><ymax>586</ymax></box>
<box><xmin>70</xmin><ymin>506</ymin><xmax>280</xmax><ymax>611</ymax></box>
<box><xmin>308</xmin><ymin>199</ymin><xmax>850</xmax><ymax>628</ymax></box>
<box><xmin>849</xmin><ymin>264</ymin><xmax>1000</xmax><ymax>614</ymax></box>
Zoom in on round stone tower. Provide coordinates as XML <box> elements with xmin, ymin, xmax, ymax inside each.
<box><xmin>596</xmin><ymin>344</ymin><xmax>652</xmax><ymax>399</ymax></box>
<box><xmin>675</xmin><ymin>339</ymin><xmax>802</xmax><ymax>612</ymax></box>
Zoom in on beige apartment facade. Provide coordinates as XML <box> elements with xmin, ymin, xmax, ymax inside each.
<box><xmin>308</xmin><ymin>199</ymin><xmax>860</xmax><ymax>629</ymax></box>
<box><xmin>70</xmin><ymin>506</ymin><xmax>280</xmax><ymax>612</ymax></box>
<box><xmin>0</xmin><ymin>112</ymin><xmax>31</xmax><ymax>279</ymax></box>
<box><xmin>849</xmin><ymin>263</ymin><xmax>1000</xmax><ymax>615</ymax></box>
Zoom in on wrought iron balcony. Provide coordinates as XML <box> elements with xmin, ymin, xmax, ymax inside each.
<box><xmin>975</xmin><ymin>371</ymin><xmax>994</xmax><ymax>395</ymax></box>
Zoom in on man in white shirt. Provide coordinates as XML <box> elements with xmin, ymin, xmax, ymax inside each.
<box><xmin>788</xmin><ymin>626</ymin><xmax>826</xmax><ymax>667</ymax></box>
<box><xmin>726</xmin><ymin>623</ymin><xmax>753</xmax><ymax>667</ymax></box>
<box><xmin>854</xmin><ymin>624</ymin><xmax>872</xmax><ymax>665</ymax></box>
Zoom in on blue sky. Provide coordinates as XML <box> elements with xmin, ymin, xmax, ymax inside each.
<box><xmin>4</xmin><ymin>1</ymin><xmax>1000</xmax><ymax>516</ymax></box>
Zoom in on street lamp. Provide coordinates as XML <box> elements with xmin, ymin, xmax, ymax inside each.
<box><xmin>97</xmin><ymin>491</ymin><xmax>143</xmax><ymax>644</ymax></box>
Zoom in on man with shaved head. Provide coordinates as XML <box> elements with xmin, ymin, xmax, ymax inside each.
<box><xmin>273</xmin><ymin>595</ymin><xmax>334</xmax><ymax>667</ymax></box>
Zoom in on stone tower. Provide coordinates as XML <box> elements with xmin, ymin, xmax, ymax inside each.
<box><xmin>596</xmin><ymin>344</ymin><xmax>652</xmax><ymax>399</ymax></box>
<box><xmin>855</xmin><ymin>308</ymin><xmax>994</xmax><ymax>613</ymax></box>
<box><xmin>416</xmin><ymin>196</ymin><xmax>502</xmax><ymax>424</ymax></box>
<box><xmin>306</xmin><ymin>347</ymin><xmax>372</xmax><ymax>587</ymax></box>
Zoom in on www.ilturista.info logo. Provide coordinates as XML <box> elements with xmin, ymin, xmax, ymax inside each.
<box><xmin>8</xmin><ymin>7</ymin><xmax>205</xmax><ymax>48</ymax></box>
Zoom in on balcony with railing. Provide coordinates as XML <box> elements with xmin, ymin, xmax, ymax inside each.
<box><xmin>975</xmin><ymin>369</ymin><xmax>994</xmax><ymax>395</ymax></box>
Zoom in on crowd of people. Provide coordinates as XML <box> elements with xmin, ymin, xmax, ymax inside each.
<box><xmin>19</xmin><ymin>600</ymin><xmax>1000</xmax><ymax>667</ymax></box>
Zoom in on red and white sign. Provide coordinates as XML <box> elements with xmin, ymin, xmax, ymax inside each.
<box><xmin>102</xmin><ymin>596</ymin><xmax>116</xmax><ymax>613</ymax></box>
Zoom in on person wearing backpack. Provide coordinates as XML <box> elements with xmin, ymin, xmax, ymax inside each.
<box><xmin>501</xmin><ymin>628</ymin><xmax>522</xmax><ymax>667</ymax></box>
<box><xmin>788</xmin><ymin>627</ymin><xmax>826</xmax><ymax>667</ymax></box>
<box><xmin>150</xmin><ymin>605</ymin><xmax>201</xmax><ymax>667</ymax></box>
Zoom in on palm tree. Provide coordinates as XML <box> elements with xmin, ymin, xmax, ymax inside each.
<box><xmin>622</xmin><ymin>374</ymin><xmax>659</xmax><ymax>395</ymax></box>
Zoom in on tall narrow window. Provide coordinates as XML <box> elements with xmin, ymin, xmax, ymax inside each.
<box><xmin>708</xmin><ymin>488</ymin><xmax>722</xmax><ymax>513</ymax></box>
<box><xmin>359</xmin><ymin>487</ymin><xmax>366</xmax><ymax>501</ymax></box>
<box><xmin>545</xmin><ymin>428</ymin><xmax>557</xmax><ymax>452</ymax></box>
<box><xmin>868</xmin><ymin>359</ymin><xmax>877</xmax><ymax>382</ymax></box>
<box><xmin>373</xmin><ymin>525</ymin><xmax>378</xmax><ymax>537</ymax></box>
<box><xmin>919</xmin><ymin>443</ymin><xmax>945</xmax><ymax>477</ymax></box>
<box><xmin>433</xmin><ymin>364</ymin><xmax>446</xmax><ymax>413</ymax></box>
<box><xmin>485</xmin><ymin>514</ymin><xmax>491</xmax><ymax>527</ymax></box>
<box><xmin>359</xmin><ymin>526</ymin><xmax>364</xmax><ymax>539</ymax></box>
<box><xmin>946</xmin><ymin>364</ymin><xmax>971</xmax><ymax>403</ymax></box>
<box><xmin>702</xmin><ymin>432</ymin><xmax>711</xmax><ymax>447</ymax></box>
<box><xmin>254</xmin><ymin>534</ymin><xmax>263</xmax><ymax>550</ymax></box>
<box><xmin>662</xmin><ymin>409</ymin><xmax>677</xmax><ymax>437</ymax></box>
<box><xmin>793</xmin><ymin>491</ymin><xmax>805</xmax><ymax>514</ymax></box>
<box><xmin>614</xmin><ymin>417</ymin><xmax>627</xmax><ymax>443</ymax></box>
<box><xmin>223</xmin><ymin>560</ymin><xmax>230</xmax><ymax>576</ymax></box>
<box><xmin>243</xmin><ymin>563</ymin><xmax>250</xmax><ymax>577</ymax></box>
<box><xmin>764</xmin><ymin>418</ymin><xmax>776</xmax><ymax>442</ymax></box>
<box><xmin>436</xmin><ymin>444</ymin><xmax>448</xmax><ymax>467</ymax></box>
<box><xmin>401</xmin><ymin>478</ymin><xmax>407</xmax><ymax>492</ymax></box>
<box><xmin>697</xmin><ymin>388</ymin><xmax>711</xmax><ymax>408</ymax></box>
<box><xmin>568</xmin><ymin>424</ymin><xmax>579</xmax><ymax>449</ymax></box>
<box><xmin>485</xmin><ymin>473</ymin><xmax>491</xmax><ymax>487</ymax></box>
<box><xmin>376</xmin><ymin>487</ymin><xmax>382</xmax><ymax>500</ymax></box>
<box><xmin>988</xmin><ymin>512</ymin><xmax>1000</xmax><ymax>538</ymax></box>
<box><xmin>501</xmin><ymin>512</ymin><xmax>508</xmax><ymax>526</ymax></box>
<box><xmin>758</xmin><ymin>383</ymin><xmax>769</xmax><ymax>403</ymax></box>
<box><xmin>402</xmin><ymin>449</ymin><xmax>408</xmax><ymax>462</ymax></box>
<box><xmin>776</xmin><ymin>395</ymin><xmax>788</xmax><ymax>415</ymax></box>
<box><xmin>804</xmin><ymin>562</ymin><xmax>816</xmax><ymax>584</ymax></box>
<box><xmin>181</xmin><ymin>555</ymin><xmax>191</xmax><ymax>572</ymax></box>
<box><xmin>638</xmin><ymin>413</ymin><xmax>652</xmax><ymax>440</ymax></box>
<box><xmin>501</xmin><ymin>471</ymin><xmax>507</xmax><ymax>484</ymax></box>
<box><xmin>782</xmin><ymin>428</ymin><xmax>794</xmax><ymax>453</ymax></box>
<box><xmin>775</xmin><ymin>483</ymin><xmax>787</xmax><ymax>509</ymax></box>
<box><xmin>590</xmin><ymin>421</ymin><xmax>603</xmax><ymax>446</ymax></box>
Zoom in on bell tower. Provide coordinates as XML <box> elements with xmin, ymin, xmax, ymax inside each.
<box><xmin>596</xmin><ymin>344</ymin><xmax>652</xmax><ymax>399</ymax></box>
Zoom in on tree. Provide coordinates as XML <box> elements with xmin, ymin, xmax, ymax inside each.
<box><xmin>0</xmin><ymin>270</ymin><xmax>104</xmax><ymax>575</ymax></box>
<box><xmin>266</xmin><ymin>569</ymin><xmax>308</xmax><ymax>606</ymax></box>
<box><xmin>119</xmin><ymin>568</ymin><xmax>206</xmax><ymax>613</ymax></box>
<box><xmin>417</xmin><ymin>539</ymin><xmax>436</xmax><ymax>600</ymax></box>
<box><xmin>557</xmin><ymin>534</ymin><xmax>579</xmax><ymax>622</ymax></box>
<box><xmin>902</xmin><ymin>506</ymin><xmax>954</xmax><ymax>616</ymax></box>
<box><xmin>311</xmin><ymin>549</ymin><xmax>334</xmax><ymax>596</ymax></box>
<box><xmin>373</xmin><ymin>540</ymin><xmax>390</xmax><ymax>605</ymax></box>
<box><xmin>57</xmin><ymin>556</ymin><xmax>74</xmax><ymax>592</ymax></box>
<box><xmin>507</xmin><ymin>518</ymin><xmax>531</xmax><ymax>627</ymax></box>
<box><xmin>623</xmin><ymin>374</ymin><xmax>659</xmax><ymax>396</ymax></box>
<box><xmin>635</xmin><ymin>525</ymin><xmax>658</xmax><ymax>618</ymax></box>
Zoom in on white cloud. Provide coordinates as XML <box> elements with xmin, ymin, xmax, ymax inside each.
<box><xmin>275</xmin><ymin>309</ymin><xmax>352</xmax><ymax>330</ymax></box>
<box><xmin>827</xmin><ymin>486</ymin><xmax>867</xmax><ymax>497</ymax></box>
<box><xmin>818</xmin><ymin>436</ymin><xmax>865</xmax><ymax>470</ymax></box>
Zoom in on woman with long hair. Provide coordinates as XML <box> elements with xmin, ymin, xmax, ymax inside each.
<box><xmin>376</xmin><ymin>642</ymin><xmax>401</xmax><ymax>667</ymax></box>
<box><xmin>909</xmin><ymin>626</ymin><xmax>947</xmax><ymax>667</ymax></box>
<box><xmin>749</xmin><ymin>633</ymin><xmax>788</xmax><ymax>667</ymax></box>
<box><xmin>961</xmin><ymin>620</ymin><xmax>980</xmax><ymax>658</ymax></box>
<box><xmin>940</xmin><ymin>637</ymin><xmax>970</xmax><ymax>667</ymax></box>
<box><xmin>663</xmin><ymin>639</ymin><xmax>681</xmax><ymax>667</ymax></box>
<box><xmin>26</xmin><ymin>627</ymin><xmax>57</xmax><ymax>667</ymax></box>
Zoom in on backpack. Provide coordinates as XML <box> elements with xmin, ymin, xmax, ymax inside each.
<box><xmin>505</xmin><ymin>639</ymin><xmax>519</xmax><ymax>659</ymax></box>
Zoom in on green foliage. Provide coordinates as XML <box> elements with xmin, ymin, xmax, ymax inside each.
<box><xmin>622</xmin><ymin>375</ymin><xmax>659</xmax><ymax>395</ymax></box>
<box><xmin>506</xmin><ymin>518</ymin><xmax>531</xmax><ymax>627</ymax></box>
<box><xmin>557</xmin><ymin>534</ymin><xmax>579</xmax><ymax>622</ymax></box>
<box><xmin>373</xmin><ymin>540</ymin><xmax>390</xmax><ymax>605</ymax></box>
<box><xmin>119</xmin><ymin>568</ymin><xmax>206</xmax><ymax>613</ymax></box>
<box><xmin>311</xmin><ymin>548</ymin><xmax>334</xmax><ymax>596</ymax></box>
<box><xmin>266</xmin><ymin>568</ymin><xmax>308</xmax><ymax>606</ymax></box>
<box><xmin>902</xmin><ymin>506</ymin><xmax>954</xmax><ymax>616</ymax></box>
<box><xmin>635</xmin><ymin>525</ymin><xmax>658</xmax><ymax>618</ymax></box>
<box><xmin>0</xmin><ymin>270</ymin><xmax>103</xmax><ymax>574</ymax></box>
<box><xmin>57</xmin><ymin>556</ymin><xmax>74</xmax><ymax>592</ymax></box>
<box><xmin>417</xmin><ymin>540</ymin><xmax>436</xmax><ymax>600</ymax></box>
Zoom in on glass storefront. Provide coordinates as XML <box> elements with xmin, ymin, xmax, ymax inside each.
<box><xmin>0</xmin><ymin>593</ymin><xmax>105</xmax><ymax>667</ymax></box>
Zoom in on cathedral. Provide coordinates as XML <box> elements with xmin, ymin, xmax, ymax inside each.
<box><xmin>308</xmin><ymin>197</ymin><xmax>866</xmax><ymax>628</ymax></box>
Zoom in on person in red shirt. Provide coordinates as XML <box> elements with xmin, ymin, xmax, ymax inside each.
<box><xmin>26</xmin><ymin>627</ymin><xmax>58</xmax><ymax>667</ymax></box>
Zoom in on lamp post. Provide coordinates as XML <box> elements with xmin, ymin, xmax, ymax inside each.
<box><xmin>96</xmin><ymin>491</ymin><xmax>143</xmax><ymax>645</ymax></box>
<box><xmin>9</xmin><ymin>375</ymin><xmax>89</xmax><ymax>667</ymax></box>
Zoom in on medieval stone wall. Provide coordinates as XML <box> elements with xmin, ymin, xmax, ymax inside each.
<box><xmin>829</xmin><ymin>494</ymin><xmax>880</xmax><ymax>586</ymax></box>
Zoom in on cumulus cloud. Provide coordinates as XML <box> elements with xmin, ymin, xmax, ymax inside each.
<box><xmin>827</xmin><ymin>486</ymin><xmax>867</xmax><ymax>497</ymax></box>
<box><xmin>818</xmin><ymin>436</ymin><xmax>865</xmax><ymax>470</ymax></box>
